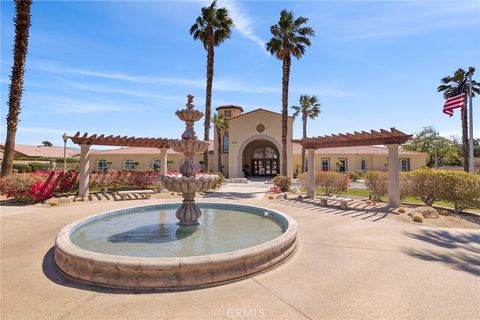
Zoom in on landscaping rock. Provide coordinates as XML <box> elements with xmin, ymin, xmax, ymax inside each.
<box><xmin>408</xmin><ymin>206</ymin><xmax>439</xmax><ymax>219</ymax></box>
<box><xmin>276</xmin><ymin>192</ymin><xmax>288</xmax><ymax>200</ymax></box>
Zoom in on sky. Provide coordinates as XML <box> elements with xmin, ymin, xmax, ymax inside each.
<box><xmin>1</xmin><ymin>0</ymin><xmax>479</xmax><ymax>148</ymax></box>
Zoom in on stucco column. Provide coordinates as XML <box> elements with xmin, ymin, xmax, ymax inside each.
<box><xmin>306</xmin><ymin>148</ymin><xmax>316</xmax><ymax>198</ymax></box>
<box><xmin>387</xmin><ymin>144</ymin><xmax>400</xmax><ymax>206</ymax></box>
<box><xmin>79</xmin><ymin>144</ymin><xmax>90</xmax><ymax>198</ymax></box>
<box><xmin>159</xmin><ymin>148</ymin><xmax>168</xmax><ymax>174</ymax></box>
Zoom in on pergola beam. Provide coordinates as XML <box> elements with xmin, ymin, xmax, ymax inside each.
<box><xmin>69</xmin><ymin>132</ymin><xmax>171</xmax><ymax>149</ymax></box>
<box><xmin>295</xmin><ymin>128</ymin><xmax>412</xmax><ymax>207</ymax></box>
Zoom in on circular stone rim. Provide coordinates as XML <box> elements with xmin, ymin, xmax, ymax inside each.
<box><xmin>54</xmin><ymin>202</ymin><xmax>297</xmax><ymax>290</ymax></box>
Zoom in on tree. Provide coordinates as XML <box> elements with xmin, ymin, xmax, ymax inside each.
<box><xmin>437</xmin><ymin>67</ymin><xmax>480</xmax><ymax>171</ymax></box>
<box><xmin>190</xmin><ymin>1</ymin><xmax>233</xmax><ymax>173</ymax></box>
<box><xmin>41</xmin><ymin>140</ymin><xmax>53</xmax><ymax>147</ymax></box>
<box><xmin>1</xmin><ymin>0</ymin><xmax>32</xmax><ymax>177</ymax></box>
<box><xmin>291</xmin><ymin>95</ymin><xmax>320</xmax><ymax>173</ymax></box>
<box><xmin>267</xmin><ymin>9</ymin><xmax>314</xmax><ymax>176</ymax></box>
<box><xmin>212</xmin><ymin>113</ymin><xmax>228</xmax><ymax>172</ymax></box>
<box><xmin>403</xmin><ymin>126</ymin><xmax>461</xmax><ymax>167</ymax></box>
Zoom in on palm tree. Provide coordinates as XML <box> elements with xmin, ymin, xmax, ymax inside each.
<box><xmin>190</xmin><ymin>1</ymin><xmax>233</xmax><ymax>173</ymax></box>
<box><xmin>212</xmin><ymin>113</ymin><xmax>228</xmax><ymax>173</ymax></box>
<box><xmin>266</xmin><ymin>9</ymin><xmax>314</xmax><ymax>176</ymax></box>
<box><xmin>291</xmin><ymin>95</ymin><xmax>321</xmax><ymax>173</ymax></box>
<box><xmin>437</xmin><ymin>67</ymin><xmax>479</xmax><ymax>171</ymax></box>
<box><xmin>1</xmin><ymin>0</ymin><xmax>32</xmax><ymax>177</ymax></box>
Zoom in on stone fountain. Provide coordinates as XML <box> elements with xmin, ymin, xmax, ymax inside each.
<box><xmin>160</xmin><ymin>95</ymin><xmax>219</xmax><ymax>226</ymax></box>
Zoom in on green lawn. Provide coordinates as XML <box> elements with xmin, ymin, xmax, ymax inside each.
<box><xmin>305</xmin><ymin>187</ymin><xmax>479</xmax><ymax>212</ymax></box>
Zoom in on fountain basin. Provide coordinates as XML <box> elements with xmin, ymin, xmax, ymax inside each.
<box><xmin>160</xmin><ymin>175</ymin><xmax>218</xmax><ymax>193</ymax></box>
<box><xmin>54</xmin><ymin>203</ymin><xmax>297</xmax><ymax>290</ymax></box>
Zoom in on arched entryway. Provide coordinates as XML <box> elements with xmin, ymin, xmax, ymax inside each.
<box><xmin>242</xmin><ymin>140</ymin><xmax>279</xmax><ymax>177</ymax></box>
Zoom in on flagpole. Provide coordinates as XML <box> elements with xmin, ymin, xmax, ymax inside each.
<box><xmin>468</xmin><ymin>71</ymin><xmax>474</xmax><ymax>173</ymax></box>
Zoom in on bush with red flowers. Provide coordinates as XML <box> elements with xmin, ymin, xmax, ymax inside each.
<box><xmin>0</xmin><ymin>171</ymin><xmax>79</xmax><ymax>203</ymax></box>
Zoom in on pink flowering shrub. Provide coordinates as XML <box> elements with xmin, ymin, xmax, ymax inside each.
<box><xmin>269</xmin><ymin>186</ymin><xmax>282</xmax><ymax>193</ymax></box>
<box><xmin>0</xmin><ymin>171</ymin><xmax>79</xmax><ymax>203</ymax></box>
<box><xmin>89</xmin><ymin>170</ymin><xmax>163</xmax><ymax>191</ymax></box>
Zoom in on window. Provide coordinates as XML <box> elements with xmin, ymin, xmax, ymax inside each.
<box><xmin>360</xmin><ymin>159</ymin><xmax>367</xmax><ymax>171</ymax></box>
<box><xmin>152</xmin><ymin>159</ymin><xmax>161</xmax><ymax>171</ymax></box>
<box><xmin>124</xmin><ymin>159</ymin><xmax>135</xmax><ymax>170</ymax></box>
<box><xmin>97</xmin><ymin>159</ymin><xmax>108</xmax><ymax>172</ymax></box>
<box><xmin>399</xmin><ymin>159</ymin><xmax>410</xmax><ymax>172</ymax></box>
<box><xmin>222</xmin><ymin>134</ymin><xmax>229</xmax><ymax>153</ymax></box>
<box><xmin>338</xmin><ymin>159</ymin><xmax>347</xmax><ymax>172</ymax></box>
<box><xmin>251</xmin><ymin>146</ymin><xmax>278</xmax><ymax>159</ymax></box>
<box><xmin>321</xmin><ymin>159</ymin><xmax>330</xmax><ymax>171</ymax></box>
<box><xmin>305</xmin><ymin>159</ymin><xmax>308</xmax><ymax>172</ymax></box>
<box><xmin>223</xmin><ymin>110</ymin><xmax>232</xmax><ymax>117</ymax></box>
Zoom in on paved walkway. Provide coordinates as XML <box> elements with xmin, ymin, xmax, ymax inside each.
<box><xmin>1</xmin><ymin>197</ymin><xmax>479</xmax><ymax>319</ymax></box>
<box><xmin>202</xmin><ymin>181</ymin><xmax>271</xmax><ymax>200</ymax></box>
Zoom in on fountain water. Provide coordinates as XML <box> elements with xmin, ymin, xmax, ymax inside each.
<box><xmin>160</xmin><ymin>95</ymin><xmax>218</xmax><ymax>226</ymax></box>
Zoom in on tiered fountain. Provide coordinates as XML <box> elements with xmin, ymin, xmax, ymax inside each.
<box><xmin>54</xmin><ymin>95</ymin><xmax>297</xmax><ymax>290</ymax></box>
<box><xmin>160</xmin><ymin>95</ymin><xmax>218</xmax><ymax>226</ymax></box>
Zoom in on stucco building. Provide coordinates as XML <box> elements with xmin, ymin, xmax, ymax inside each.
<box><xmin>87</xmin><ymin>107</ymin><xmax>427</xmax><ymax>177</ymax></box>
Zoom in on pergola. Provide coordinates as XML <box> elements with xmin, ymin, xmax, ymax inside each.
<box><xmin>69</xmin><ymin>132</ymin><xmax>172</xmax><ymax>197</ymax></box>
<box><xmin>292</xmin><ymin>128</ymin><xmax>412</xmax><ymax>206</ymax></box>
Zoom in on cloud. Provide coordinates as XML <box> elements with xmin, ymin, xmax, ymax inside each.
<box><xmin>315</xmin><ymin>1</ymin><xmax>480</xmax><ymax>41</ymax></box>
<box><xmin>24</xmin><ymin>93</ymin><xmax>144</xmax><ymax>114</ymax></box>
<box><xmin>29</xmin><ymin>60</ymin><xmax>278</xmax><ymax>94</ymax></box>
<box><xmin>200</xmin><ymin>0</ymin><xmax>267</xmax><ymax>54</ymax></box>
<box><xmin>0</xmin><ymin>126</ymin><xmax>69</xmax><ymax>135</ymax></box>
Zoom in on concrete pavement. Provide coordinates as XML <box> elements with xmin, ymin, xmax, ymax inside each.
<box><xmin>1</xmin><ymin>196</ymin><xmax>479</xmax><ymax>320</ymax></box>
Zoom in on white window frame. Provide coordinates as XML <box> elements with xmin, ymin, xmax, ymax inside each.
<box><xmin>222</xmin><ymin>134</ymin><xmax>229</xmax><ymax>153</ymax></box>
<box><xmin>152</xmin><ymin>159</ymin><xmax>161</xmax><ymax>171</ymax></box>
<box><xmin>338</xmin><ymin>159</ymin><xmax>347</xmax><ymax>172</ymax></box>
<box><xmin>97</xmin><ymin>159</ymin><xmax>108</xmax><ymax>172</ymax></box>
<box><xmin>321</xmin><ymin>158</ymin><xmax>330</xmax><ymax>171</ymax></box>
<box><xmin>124</xmin><ymin>159</ymin><xmax>135</xmax><ymax>170</ymax></box>
<box><xmin>360</xmin><ymin>159</ymin><xmax>367</xmax><ymax>171</ymax></box>
<box><xmin>399</xmin><ymin>159</ymin><xmax>410</xmax><ymax>172</ymax></box>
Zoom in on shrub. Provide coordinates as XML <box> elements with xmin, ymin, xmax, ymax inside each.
<box><xmin>208</xmin><ymin>171</ymin><xmax>224</xmax><ymax>189</ymax></box>
<box><xmin>89</xmin><ymin>170</ymin><xmax>162</xmax><ymax>191</ymax></box>
<box><xmin>298</xmin><ymin>172</ymin><xmax>307</xmax><ymax>188</ymax></box>
<box><xmin>398</xmin><ymin>207</ymin><xmax>407</xmax><ymax>213</ymax></box>
<box><xmin>402</xmin><ymin>168</ymin><xmax>442</xmax><ymax>206</ymax></box>
<box><xmin>268</xmin><ymin>195</ymin><xmax>274</xmax><ymax>200</ymax></box>
<box><xmin>13</xmin><ymin>163</ymin><xmax>32</xmax><ymax>173</ymax></box>
<box><xmin>438</xmin><ymin>171</ymin><xmax>480</xmax><ymax>213</ymax></box>
<box><xmin>315</xmin><ymin>171</ymin><xmax>349</xmax><ymax>196</ymax></box>
<box><xmin>29</xmin><ymin>162</ymin><xmax>48</xmax><ymax>172</ymax></box>
<box><xmin>412</xmin><ymin>213</ymin><xmax>423</xmax><ymax>223</ymax></box>
<box><xmin>364</xmin><ymin>171</ymin><xmax>388</xmax><ymax>201</ymax></box>
<box><xmin>273</xmin><ymin>176</ymin><xmax>291</xmax><ymax>192</ymax></box>
<box><xmin>347</xmin><ymin>171</ymin><xmax>360</xmax><ymax>182</ymax></box>
<box><xmin>439</xmin><ymin>210</ymin><xmax>449</xmax><ymax>216</ymax></box>
<box><xmin>0</xmin><ymin>171</ymin><xmax>78</xmax><ymax>203</ymax></box>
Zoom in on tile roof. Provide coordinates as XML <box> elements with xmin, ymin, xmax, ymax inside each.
<box><xmin>292</xmin><ymin>144</ymin><xmax>426</xmax><ymax>156</ymax></box>
<box><xmin>91</xmin><ymin>141</ymin><xmax>214</xmax><ymax>155</ymax></box>
<box><xmin>0</xmin><ymin>144</ymin><xmax>79</xmax><ymax>158</ymax></box>
<box><xmin>89</xmin><ymin>143</ymin><xmax>425</xmax><ymax>156</ymax></box>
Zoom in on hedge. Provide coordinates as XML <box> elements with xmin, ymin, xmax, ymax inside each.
<box><xmin>0</xmin><ymin>171</ymin><xmax>78</xmax><ymax>203</ymax></box>
<box><xmin>364</xmin><ymin>168</ymin><xmax>480</xmax><ymax>212</ymax></box>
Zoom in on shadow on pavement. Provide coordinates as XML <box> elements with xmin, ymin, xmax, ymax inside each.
<box><xmin>402</xmin><ymin>229</ymin><xmax>480</xmax><ymax>276</ymax></box>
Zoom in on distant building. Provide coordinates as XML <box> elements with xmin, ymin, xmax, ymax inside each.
<box><xmin>86</xmin><ymin>107</ymin><xmax>427</xmax><ymax>177</ymax></box>
<box><xmin>0</xmin><ymin>144</ymin><xmax>79</xmax><ymax>160</ymax></box>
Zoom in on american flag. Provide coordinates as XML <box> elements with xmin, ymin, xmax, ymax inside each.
<box><xmin>443</xmin><ymin>80</ymin><xmax>466</xmax><ymax>117</ymax></box>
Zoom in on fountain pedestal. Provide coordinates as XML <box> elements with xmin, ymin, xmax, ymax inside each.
<box><xmin>160</xmin><ymin>95</ymin><xmax>219</xmax><ymax>226</ymax></box>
